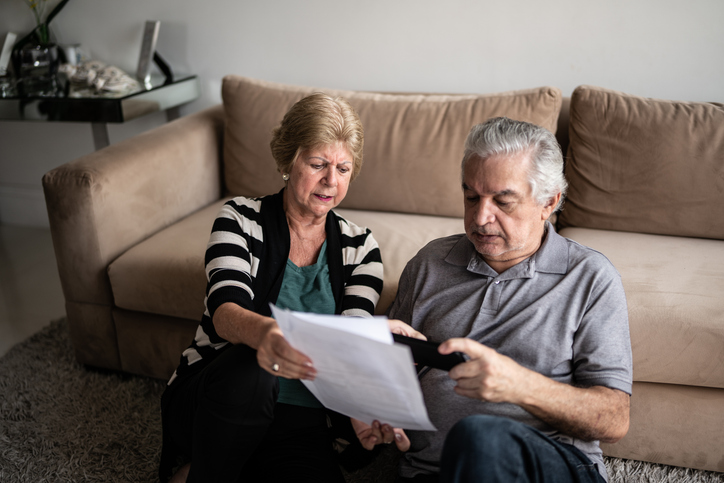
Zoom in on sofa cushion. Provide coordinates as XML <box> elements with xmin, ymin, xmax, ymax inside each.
<box><xmin>108</xmin><ymin>200</ymin><xmax>226</xmax><ymax>321</ymax></box>
<box><xmin>559</xmin><ymin>227</ymin><xmax>724</xmax><ymax>390</ymax></box>
<box><xmin>335</xmin><ymin>209</ymin><xmax>463</xmax><ymax>314</ymax></box>
<box><xmin>222</xmin><ymin>75</ymin><xmax>562</xmax><ymax>218</ymax></box>
<box><xmin>109</xmin><ymin>200</ymin><xmax>463</xmax><ymax>321</ymax></box>
<box><xmin>559</xmin><ymin>85</ymin><xmax>724</xmax><ymax>240</ymax></box>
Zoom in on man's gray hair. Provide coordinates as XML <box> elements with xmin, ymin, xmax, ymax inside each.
<box><xmin>462</xmin><ymin>117</ymin><xmax>567</xmax><ymax>211</ymax></box>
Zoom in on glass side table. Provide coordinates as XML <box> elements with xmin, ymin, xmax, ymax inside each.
<box><xmin>0</xmin><ymin>73</ymin><xmax>200</xmax><ymax>150</ymax></box>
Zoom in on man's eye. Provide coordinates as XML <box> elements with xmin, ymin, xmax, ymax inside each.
<box><xmin>465</xmin><ymin>196</ymin><xmax>479</xmax><ymax>202</ymax></box>
<box><xmin>497</xmin><ymin>201</ymin><xmax>510</xmax><ymax>207</ymax></box>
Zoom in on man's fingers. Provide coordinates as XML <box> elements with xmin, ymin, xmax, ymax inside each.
<box><xmin>438</xmin><ymin>337</ymin><xmax>481</xmax><ymax>357</ymax></box>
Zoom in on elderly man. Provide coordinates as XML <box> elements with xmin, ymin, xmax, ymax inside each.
<box><xmin>387</xmin><ymin>117</ymin><xmax>632</xmax><ymax>483</ymax></box>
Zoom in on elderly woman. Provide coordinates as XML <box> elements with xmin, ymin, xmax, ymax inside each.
<box><xmin>160</xmin><ymin>93</ymin><xmax>415</xmax><ymax>482</ymax></box>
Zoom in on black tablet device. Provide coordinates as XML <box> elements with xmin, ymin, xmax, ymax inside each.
<box><xmin>392</xmin><ymin>333</ymin><xmax>469</xmax><ymax>371</ymax></box>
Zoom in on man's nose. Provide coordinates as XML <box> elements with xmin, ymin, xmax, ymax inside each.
<box><xmin>474</xmin><ymin>199</ymin><xmax>496</xmax><ymax>225</ymax></box>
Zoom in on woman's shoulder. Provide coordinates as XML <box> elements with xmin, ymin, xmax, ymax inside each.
<box><xmin>331</xmin><ymin>210</ymin><xmax>373</xmax><ymax>239</ymax></box>
<box><xmin>226</xmin><ymin>195</ymin><xmax>263</xmax><ymax>212</ymax></box>
<box><xmin>222</xmin><ymin>191</ymin><xmax>283</xmax><ymax>221</ymax></box>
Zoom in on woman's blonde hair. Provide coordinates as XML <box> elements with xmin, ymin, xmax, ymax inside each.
<box><xmin>270</xmin><ymin>93</ymin><xmax>364</xmax><ymax>181</ymax></box>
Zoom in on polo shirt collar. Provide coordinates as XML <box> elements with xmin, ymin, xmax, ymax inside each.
<box><xmin>445</xmin><ymin>221</ymin><xmax>568</xmax><ymax>278</ymax></box>
<box><xmin>532</xmin><ymin>222</ymin><xmax>569</xmax><ymax>275</ymax></box>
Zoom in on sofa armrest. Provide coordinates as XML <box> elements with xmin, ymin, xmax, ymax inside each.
<box><xmin>43</xmin><ymin>105</ymin><xmax>224</xmax><ymax>308</ymax></box>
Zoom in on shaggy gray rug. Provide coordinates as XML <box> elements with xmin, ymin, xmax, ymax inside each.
<box><xmin>1</xmin><ymin>319</ymin><xmax>722</xmax><ymax>483</ymax></box>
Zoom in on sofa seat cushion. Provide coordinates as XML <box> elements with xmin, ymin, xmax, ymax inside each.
<box><xmin>222</xmin><ymin>75</ymin><xmax>562</xmax><ymax>219</ymax></box>
<box><xmin>559</xmin><ymin>227</ymin><xmax>724</xmax><ymax>389</ymax></box>
<box><xmin>109</xmin><ymin>201</ymin><xmax>463</xmax><ymax>322</ymax></box>
<box><xmin>559</xmin><ymin>85</ymin><xmax>724</xmax><ymax>240</ymax></box>
<box><xmin>335</xmin><ymin>209</ymin><xmax>463</xmax><ymax>314</ymax></box>
<box><xmin>108</xmin><ymin>199</ymin><xmax>227</xmax><ymax>321</ymax></box>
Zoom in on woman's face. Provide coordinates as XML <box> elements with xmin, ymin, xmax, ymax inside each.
<box><xmin>284</xmin><ymin>142</ymin><xmax>354</xmax><ymax>220</ymax></box>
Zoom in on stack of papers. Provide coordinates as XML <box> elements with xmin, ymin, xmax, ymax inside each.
<box><xmin>271</xmin><ymin>304</ymin><xmax>436</xmax><ymax>431</ymax></box>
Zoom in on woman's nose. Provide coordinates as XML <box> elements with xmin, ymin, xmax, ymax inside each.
<box><xmin>324</xmin><ymin>166</ymin><xmax>338</xmax><ymax>186</ymax></box>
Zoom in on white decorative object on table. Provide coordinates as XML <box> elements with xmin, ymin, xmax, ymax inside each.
<box><xmin>60</xmin><ymin>60</ymin><xmax>140</xmax><ymax>96</ymax></box>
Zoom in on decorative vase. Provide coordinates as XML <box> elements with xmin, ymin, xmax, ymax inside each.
<box><xmin>17</xmin><ymin>43</ymin><xmax>60</xmax><ymax>97</ymax></box>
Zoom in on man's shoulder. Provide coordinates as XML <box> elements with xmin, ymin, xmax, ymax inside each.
<box><xmin>398</xmin><ymin>234</ymin><xmax>469</xmax><ymax>279</ymax></box>
<box><xmin>415</xmin><ymin>233</ymin><xmax>467</xmax><ymax>259</ymax></box>
<box><xmin>560</xmin><ymin>233</ymin><xmax>621</xmax><ymax>279</ymax></box>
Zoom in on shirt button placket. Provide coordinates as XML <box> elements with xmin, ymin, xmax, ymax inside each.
<box><xmin>480</xmin><ymin>278</ymin><xmax>502</xmax><ymax>314</ymax></box>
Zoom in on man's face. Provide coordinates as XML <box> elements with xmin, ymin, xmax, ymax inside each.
<box><xmin>463</xmin><ymin>151</ymin><xmax>559</xmax><ymax>273</ymax></box>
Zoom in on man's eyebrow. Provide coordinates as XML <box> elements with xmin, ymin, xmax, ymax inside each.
<box><xmin>496</xmin><ymin>189</ymin><xmax>521</xmax><ymax>198</ymax></box>
<box><xmin>461</xmin><ymin>183</ymin><xmax>521</xmax><ymax>198</ymax></box>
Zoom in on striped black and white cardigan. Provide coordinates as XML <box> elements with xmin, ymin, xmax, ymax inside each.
<box><xmin>169</xmin><ymin>189</ymin><xmax>384</xmax><ymax>384</ymax></box>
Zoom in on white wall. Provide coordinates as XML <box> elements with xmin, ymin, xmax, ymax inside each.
<box><xmin>1</xmin><ymin>0</ymin><xmax>723</xmax><ymax>226</ymax></box>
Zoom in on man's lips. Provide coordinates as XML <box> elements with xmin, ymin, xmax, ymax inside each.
<box><xmin>472</xmin><ymin>232</ymin><xmax>501</xmax><ymax>243</ymax></box>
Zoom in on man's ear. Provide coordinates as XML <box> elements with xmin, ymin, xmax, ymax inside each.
<box><xmin>541</xmin><ymin>192</ymin><xmax>562</xmax><ymax>220</ymax></box>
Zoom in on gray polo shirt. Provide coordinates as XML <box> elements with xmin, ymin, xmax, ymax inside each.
<box><xmin>388</xmin><ymin>223</ymin><xmax>632</xmax><ymax>481</ymax></box>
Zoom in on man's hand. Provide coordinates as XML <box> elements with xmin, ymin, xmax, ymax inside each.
<box><xmin>351</xmin><ymin>418</ymin><xmax>410</xmax><ymax>451</ymax></box>
<box><xmin>439</xmin><ymin>337</ymin><xmax>630</xmax><ymax>443</ymax></box>
<box><xmin>439</xmin><ymin>338</ymin><xmax>525</xmax><ymax>403</ymax></box>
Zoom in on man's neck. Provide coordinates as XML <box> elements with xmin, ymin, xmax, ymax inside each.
<box><xmin>483</xmin><ymin>223</ymin><xmax>549</xmax><ymax>274</ymax></box>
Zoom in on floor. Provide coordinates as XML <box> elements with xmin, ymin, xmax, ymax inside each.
<box><xmin>0</xmin><ymin>224</ymin><xmax>66</xmax><ymax>357</ymax></box>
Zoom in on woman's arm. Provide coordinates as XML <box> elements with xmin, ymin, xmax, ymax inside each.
<box><xmin>339</xmin><ymin>224</ymin><xmax>384</xmax><ymax>317</ymax></box>
<box><xmin>213</xmin><ymin>302</ymin><xmax>317</xmax><ymax>380</ymax></box>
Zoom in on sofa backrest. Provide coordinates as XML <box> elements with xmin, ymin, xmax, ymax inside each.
<box><xmin>222</xmin><ymin>75</ymin><xmax>562</xmax><ymax>218</ymax></box>
<box><xmin>559</xmin><ymin>85</ymin><xmax>724</xmax><ymax>240</ymax></box>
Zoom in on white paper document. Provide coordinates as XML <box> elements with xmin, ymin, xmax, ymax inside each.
<box><xmin>271</xmin><ymin>305</ymin><xmax>436</xmax><ymax>431</ymax></box>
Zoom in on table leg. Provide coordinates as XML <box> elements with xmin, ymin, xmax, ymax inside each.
<box><xmin>166</xmin><ymin>106</ymin><xmax>181</xmax><ymax>122</ymax></box>
<box><xmin>91</xmin><ymin>122</ymin><xmax>110</xmax><ymax>151</ymax></box>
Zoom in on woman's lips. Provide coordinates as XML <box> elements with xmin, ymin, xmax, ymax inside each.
<box><xmin>314</xmin><ymin>194</ymin><xmax>333</xmax><ymax>201</ymax></box>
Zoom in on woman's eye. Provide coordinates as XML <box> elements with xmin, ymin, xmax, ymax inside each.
<box><xmin>311</xmin><ymin>164</ymin><xmax>323</xmax><ymax>170</ymax></box>
<box><xmin>497</xmin><ymin>201</ymin><xmax>510</xmax><ymax>207</ymax></box>
<box><xmin>338</xmin><ymin>167</ymin><xmax>349</xmax><ymax>174</ymax></box>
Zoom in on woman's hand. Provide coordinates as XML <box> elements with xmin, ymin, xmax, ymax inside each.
<box><xmin>351</xmin><ymin>418</ymin><xmax>410</xmax><ymax>452</ymax></box>
<box><xmin>256</xmin><ymin>323</ymin><xmax>317</xmax><ymax>380</ymax></box>
<box><xmin>212</xmin><ymin>303</ymin><xmax>316</xmax><ymax>380</ymax></box>
<box><xmin>388</xmin><ymin>319</ymin><xmax>427</xmax><ymax>340</ymax></box>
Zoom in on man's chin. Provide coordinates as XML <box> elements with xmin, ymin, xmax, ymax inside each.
<box><xmin>473</xmin><ymin>244</ymin><xmax>505</xmax><ymax>259</ymax></box>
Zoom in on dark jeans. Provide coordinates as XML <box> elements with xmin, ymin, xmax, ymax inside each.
<box><xmin>160</xmin><ymin>343</ymin><xmax>345</xmax><ymax>483</ymax></box>
<box><xmin>438</xmin><ymin>415</ymin><xmax>606</xmax><ymax>483</ymax></box>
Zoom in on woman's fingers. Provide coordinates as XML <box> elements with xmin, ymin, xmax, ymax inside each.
<box><xmin>258</xmin><ymin>328</ymin><xmax>316</xmax><ymax>379</ymax></box>
<box><xmin>392</xmin><ymin>428</ymin><xmax>410</xmax><ymax>452</ymax></box>
<box><xmin>351</xmin><ymin>419</ymin><xmax>411</xmax><ymax>452</ymax></box>
<box><xmin>387</xmin><ymin>319</ymin><xmax>427</xmax><ymax>340</ymax></box>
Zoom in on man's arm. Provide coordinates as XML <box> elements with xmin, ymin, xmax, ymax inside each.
<box><xmin>440</xmin><ymin>338</ymin><xmax>630</xmax><ymax>443</ymax></box>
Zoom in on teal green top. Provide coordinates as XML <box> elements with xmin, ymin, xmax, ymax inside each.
<box><xmin>274</xmin><ymin>240</ymin><xmax>336</xmax><ymax>408</ymax></box>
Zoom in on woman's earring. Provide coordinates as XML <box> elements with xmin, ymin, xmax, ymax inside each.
<box><xmin>282</xmin><ymin>173</ymin><xmax>290</xmax><ymax>181</ymax></box>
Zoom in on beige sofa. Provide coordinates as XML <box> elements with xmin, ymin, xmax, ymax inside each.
<box><xmin>42</xmin><ymin>76</ymin><xmax>723</xmax><ymax>474</ymax></box>
<box><xmin>557</xmin><ymin>86</ymin><xmax>724</xmax><ymax>473</ymax></box>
